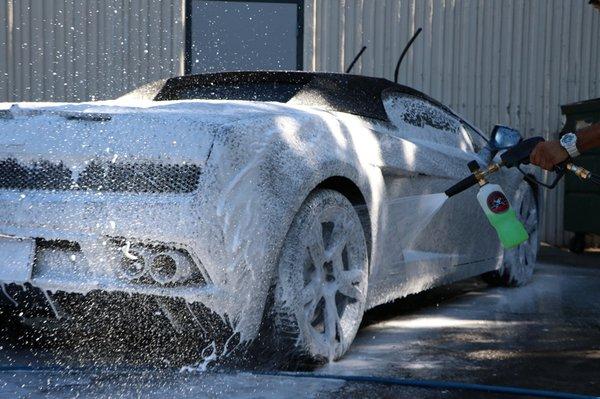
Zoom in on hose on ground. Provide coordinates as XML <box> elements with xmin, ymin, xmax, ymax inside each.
<box><xmin>249</xmin><ymin>370</ymin><xmax>597</xmax><ymax>399</ymax></box>
<box><xmin>0</xmin><ymin>365</ymin><xmax>595</xmax><ymax>398</ymax></box>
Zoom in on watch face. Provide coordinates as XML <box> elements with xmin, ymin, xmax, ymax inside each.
<box><xmin>561</xmin><ymin>133</ymin><xmax>576</xmax><ymax>146</ymax></box>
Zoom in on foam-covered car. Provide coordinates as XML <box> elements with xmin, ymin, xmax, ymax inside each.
<box><xmin>0</xmin><ymin>71</ymin><xmax>539</xmax><ymax>362</ymax></box>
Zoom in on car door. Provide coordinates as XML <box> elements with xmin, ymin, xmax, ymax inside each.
<box><xmin>371</xmin><ymin>92</ymin><xmax>498</xmax><ymax>285</ymax></box>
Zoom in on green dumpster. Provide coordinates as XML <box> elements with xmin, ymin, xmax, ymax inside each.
<box><xmin>561</xmin><ymin>98</ymin><xmax>600</xmax><ymax>253</ymax></box>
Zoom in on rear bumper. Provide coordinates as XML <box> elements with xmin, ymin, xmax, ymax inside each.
<box><xmin>0</xmin><ymin>190</ymin><xmax>223</xmax><ymax>306</ymax></box>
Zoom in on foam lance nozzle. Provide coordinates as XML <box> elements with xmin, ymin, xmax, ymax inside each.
<box><xmin>445</xmin><ymin>161</ymin><xmax>502</xmax><ymax>198</ymax></box>
<box><xmin>444</xmin><ymin>174</ymin><xmax>479</xmax><ymax>197</ymax></box>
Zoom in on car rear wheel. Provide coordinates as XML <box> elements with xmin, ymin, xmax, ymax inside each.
<box><xmin>270</xmin><ymin>189</ymin><xmax>369</xmax><ymax>364</ymax></box>
<box><xmin>483</xmin><ymin>181</ymin><xmax>539</xmax><ymax>287</ymax></box>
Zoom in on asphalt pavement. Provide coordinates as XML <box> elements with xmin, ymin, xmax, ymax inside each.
<box><xmin>0</xmin><ymin>246</ymin><xmax>598</xmax><ymax>398</ymax></box>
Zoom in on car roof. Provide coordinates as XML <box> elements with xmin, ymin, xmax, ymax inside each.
<box><xmin>130</xmin><ymin>71</ymin><xmax>451</xmax><ymax>123</ymax></box>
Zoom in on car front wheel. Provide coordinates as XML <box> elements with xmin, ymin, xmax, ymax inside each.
<box><xmin>271</xmin><ymin>189</ymin><xmax>369</xmax><ymax>363</ymax></box>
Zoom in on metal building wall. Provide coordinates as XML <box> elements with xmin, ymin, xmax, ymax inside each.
<box><xmin>303</xmin><ymin>0</ymin><xmax>600</xmax><ymax>246</ymax></box>
<box><xmin>0</xmin><ymin>0</ymin><xmax>185</xmax><ymax>102</ymax></box>
<box><xmin>1</xmin><ymin>0</ymin><xmax>599</xmax><ymax>245</ymax></box>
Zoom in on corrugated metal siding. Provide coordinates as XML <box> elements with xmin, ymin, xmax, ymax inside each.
<box><xmin>0</xmin><ymin>0</ymin><xmax>185</xmax><ymax>102</ymax></box>
<box><xmin>1</xmin><ymin>0</ymin><xmax>599</xmax><ymax>245</ymax></box>
<box><xmin>304</xmin><ymin>0</ymin><xmax>600</xmax><ymax>245</ymax></box>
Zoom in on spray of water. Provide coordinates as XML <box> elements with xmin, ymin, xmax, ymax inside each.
<box><xmin>387</xmin><ymin>192</ymin><xmax>448</xmax><ymax>238</ymax></box>
<box><xmin>355</xmin><ymin>192</ymin><xmax>448</xmax><ymax>249</ymax></box>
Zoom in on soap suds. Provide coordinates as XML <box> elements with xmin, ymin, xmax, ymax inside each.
<box><xmin>0</xmin><ymin>93</ymin><xmax>519</xmax><ymax>359</ymax></box>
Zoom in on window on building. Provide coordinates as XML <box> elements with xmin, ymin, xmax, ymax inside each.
<box><xmin>186</xmin><ymin>0</ymin><xmax>303</xmax><ymax>74</ymax></box>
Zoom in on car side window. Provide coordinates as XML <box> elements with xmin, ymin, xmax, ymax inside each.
<box><xmin>383</xmin><ymin>93</ymin><xmax>474</xmax><ymax>152</ymax></box>
<box><xmin>460</xmin><ymin>122</ymin><xmax>488</xmax><ymax>152</ymax></box>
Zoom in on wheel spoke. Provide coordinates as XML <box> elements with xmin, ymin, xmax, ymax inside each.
<box><xmin>300</xmin><ymin>280</ymin><xmax>320</xmax><ymax>306</ymax></box>
<box><xmin>324</xmin><ymin>293</ymin><xmax>340</xmax><ymax>344</ymax></box>
<box><xmin>326</xmin><ymin>237</ymin><xmax>346</xmax><ymax>261</ymax></box>
<box><xmin>305</xmin><ymin>295</ymin><xmax>322</xmax><ymax>323</ymax></box>
<box><xmin>308</xmin><ymin>222</ymin><xmax>326</xmax><ymax>267</ymax></box>
<box><xmin>522</xmin><ymin>191</ymin><xmax>532</xmax><ymax>209</ymax></box>
<box><xmin>338</xmin><ymin>283</ymin><xmax>363</xmax><ymax>301</ymax></box>
<box><xmin>337</xmin><ymin>269</ymin><xmax>365</xmax><ymax>301</ymax></box>
<box><xmin>515</xmin><ymin>189</ymin><xmax>537</xmax><ymax>235</ymax></box>
<box><xmin>339</xmin><ymin>268</ymin><xmax>364</xmax><ymax>285</ymax></box>
<box><xmin>522</xmin><ymin>212</ymin><xmax>536</xmax><ymax>234</ymax></box>
<box><xmin>331</xmin><ymin>254</ymin><xmax>345</xmax><ymax>275</ymax></box>
<box><xmin>524</xmin><ymin>210</ymin><xmax>537</xmax><ymax>233</ymax></box>
<box><xmin>326</xmin><ymin>218</ymin><xmax>352</xmax><ymax>260</ymax></box>
<box><xmin>518</xmin><ymin>192</ymin><xmax>527</xmax><ymax>215</ymax></box>
<box><xmin>519</xmin><ymin>242</ymin><xmax>527</xmax><ymax>264</ymax></box>
<box><xmin>335</xmin><ymin>318</ymin><xmax>344</xmax><ymax>353</ymax></box>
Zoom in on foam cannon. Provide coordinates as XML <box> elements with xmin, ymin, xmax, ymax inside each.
<box><xmin>445</xmin><ymin>137</ymin><xmax>596</xmax><ymax>248</ymax></box>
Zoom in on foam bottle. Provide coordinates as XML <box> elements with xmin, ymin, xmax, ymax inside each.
<box><xmin>476</xmin><ymin>183</ymin><xmax>528</xmax><ymax>249</ymax></box>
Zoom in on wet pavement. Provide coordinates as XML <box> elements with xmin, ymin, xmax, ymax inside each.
<box><xmin>0</xmin><ymin>247</ymin><xmax>598</xmax><ymax>398</ymax></box>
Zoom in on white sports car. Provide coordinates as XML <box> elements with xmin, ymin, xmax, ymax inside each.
<box><xmin>0</xmin><ymin>71</ymin><xmax>539</xmax><ymax>362</ymax></box>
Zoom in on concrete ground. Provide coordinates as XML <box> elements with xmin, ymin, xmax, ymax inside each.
<box><xmin>0</xmin><ymin>246</ymin><xmax>598</xmax><ymax>398</ymax></box>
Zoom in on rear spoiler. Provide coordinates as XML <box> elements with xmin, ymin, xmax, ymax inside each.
<box><xmin>0</xmin><ymin>104</ymin><xmax>111</xmax><ymax>122</ymax></box>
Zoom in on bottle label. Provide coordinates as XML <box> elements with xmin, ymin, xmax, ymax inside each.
<box><xmin>486</xmin><ymin>191</ymin><xmax>510</xmax><ymax>214</ymax></box>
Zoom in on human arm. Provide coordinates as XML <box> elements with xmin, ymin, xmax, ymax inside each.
<box><xmin>530</xmin><ymin>122</ymin><xmax>600</xmax><ymax>171</ymax></box>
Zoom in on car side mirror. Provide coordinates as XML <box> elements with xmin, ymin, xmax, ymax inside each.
<box><xmin>490</xmin><ymin>125</ymin><xmax>523</xmax><ymax>150</ymax></box>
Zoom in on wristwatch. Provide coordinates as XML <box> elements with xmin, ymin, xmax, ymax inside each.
<box><xmin>560</xmin><ymin>132</ymin><xmax>580</xmax><ymax>158</ymax></box>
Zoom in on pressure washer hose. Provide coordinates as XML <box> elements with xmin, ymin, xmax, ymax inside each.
<box><xmin>251</xmin><ymin>370</ymin><xmax>598</xmax><ymax>399</ymax></box>
<box><xmin>0</xmin><ymin>365</ymin><xmax>595</xmax><ymax>398</ymax></box>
